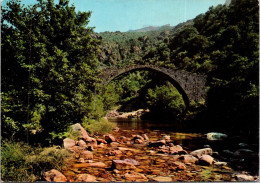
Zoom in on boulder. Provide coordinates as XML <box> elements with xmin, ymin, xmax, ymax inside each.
<box><xmin>179</xmin><ymin>155</ymin><xmax>198</xmax><ymax>164</ymax></box>
<box><xmin>134</xmin><ymin>139</ymin><xmax>143</xmax><ymax>144</ymax></box>
<box><xmin>88</xmin><ymin>162</ymin><xmax>107</xmax><ymax>168</ymax></box>
<box><xmin>169</xmin><ymin>145</ymin><xmax>187</xmax><ymax>155</ymax></box>
<box><xmin>80</xmin><ymin>151</ymin><xmax>93</xmax><ymax>160</ymax></box>
<box><xmin>206</xmin><ymin>132</ymin><xmax>228</xmax><ymax>141</ymax></box>
<box><xmin>124</xmin><ymin>159</ymin><xmax>140</xmax><ymax>166</ymax></box>
<box><xmin>142</xmin><ymin>134</ymin><xmax>149</xmax><ymax>141</ymax></box>
<box><xmin>76</xmin><ymin>174</ymin><xmax>96</xmax><ymax>182</ymax></box>
<box><xmin>172</xmin><ymin>162</ymin><xmax>186</xmax><ymax>170</ymax></box>
<box><xmin>44</xmin><ymin>169</ymin><xmax>67</xmax><ymax>182</ymax></box>
<box><xmin>110</xmin><ymin>142</ymin><xmax>120</xmax><ymax>147</ymax></box>
<box><xmin>104</xmin><ymin>134</ymin><xmax>116</xmax><ymax>144</ymax></box>
<box><xmin>199</xmin><ymin>155</ymin><xmax>214</xmax><ymax>166</ymax></box>
<box><xmin>235</xmin><ymin>174</ymin><xmax>255</xmax><ymax>181</ymax></box>
<box><xmin>214</xmin><ymin>161</ymin><xmax>227</xmax><ymax>167</ymax></box>
<box><xmin>119</xmin><ymin>136</ymin><xmax>128</xmax><ymax>143</ymax></box>
<box><xmin>124</xmin><ymin>171</ymin><xmax>148</xmax><ymax>181</ymax></box>
<box><xmin>71</xmin><ymin>123</ymin><xmax>89</xmax><ymax>139</ymax></box>
<box><xmin>107</xmin><ymin>150</ymin><xmax>123</xmax><ymax>156</ymax></box>
<box><xmin>152</xmin><ymin>176</ymin><xmax>172</xmax><ymax>182</ymax></box>
<box><xmin>190</xmin><ymin>148</ymin><xmax>213</xmax><ymax>158</ymax></box>
<box><xmin>77</xmin><ymin>140</ymin><xmax>87</xmax><ymax>147</ymax></box>
<box><xmin>84</xmin><ymin>137</ymin><xmax>98</xmax><ymax>149</ymax></box>
<box><xmin>63</xmin><ymin>138</ymin><xmax>76</xmax><ymax>149</ymax></box>
<box><xmin>234</xmin><ymin>149</ymin><xmax>255</xmax><ymax>157</ymax></box>
<box><xmin>132</xmin><ymin>135</ymin><xmax>144</xmax><ymax>144</ymax></box>
<box><xmin>77</xmin><ymin>158</ymin><xmax>85</xmax><ymax>163</ymax></box>
<box><xmin>112</xmin><ymin>160</ymin><xmax>136</xmax><ymax>170</ymax></box>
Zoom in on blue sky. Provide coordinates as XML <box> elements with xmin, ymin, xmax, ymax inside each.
<box><xmin>1</xmin><ymin>0</ymin><xmax>226</xmax><ymax>32</ymax></box>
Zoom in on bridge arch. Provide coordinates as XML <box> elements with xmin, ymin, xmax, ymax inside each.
<box><xmin>100</xmin><ymin>65</ymin><xmax>207</xmax><ymax>108</ymax></box>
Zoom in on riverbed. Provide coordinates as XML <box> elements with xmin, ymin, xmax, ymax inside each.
<box><xmin>62</xmin><ymin>118</ymin><xmax>259</xmax><ymax>182</ymax></box>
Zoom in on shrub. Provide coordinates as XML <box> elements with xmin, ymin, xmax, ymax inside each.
<box><xmin>82</xmin><ymin>117</ymin><xmax>116</xmax><ymax>135</ymax></box>
<box><xmin>1</xmin><ymin>140</ymin><xmax>72</xmax><ymax>182</ymax></box>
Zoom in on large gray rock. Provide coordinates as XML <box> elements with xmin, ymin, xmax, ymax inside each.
<box><xmin>190</xmin><ymin>148</ymin><xmax>213</xmax><ymax>158</ymax></box>
<box><xmin>206</xmin><ymin>132</ymin><xmax>228</xmax><ymax>141</ymax></box>
<box><xmin>44</xmin><ymin>169</ymin><xmax>67</xmax><ymax>182</ymax></box>
<box><xmin>199</xmin><ymin>155</ymin><xmax>214</xmax><ymax>166</ymax></box>
<box><xmin>63</xmin><ymin>138</ymin><xmax>76</xmax><ymax>149</ymax></box>
<box><xmin>235</xmin><ymin>174</ymin><xmax>255</xmax><ymax>181</ymax></box>
<box><xmin>71</xmin><ymin>123</ymin><xmax>89</xmax><ymax>139</ymax></box>
<box><xmin>178</xmin><ymin>155</ymin><xmax>198</xmax><ymax>164</ymax></box>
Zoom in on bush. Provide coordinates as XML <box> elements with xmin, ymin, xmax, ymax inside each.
<box><xmin>82</xmin><ymin>117</ymin><xmax>116</xmax><ymax>135</ymax></box>
<box><xmin>145</xmin><ymin>84</ymin><xmax>185</xmax><ymax>117</ymax></box>
<box><xmin>1</xmin><ymin>140</ymin><xmax>72</xmax><ymax>182</ymax></box>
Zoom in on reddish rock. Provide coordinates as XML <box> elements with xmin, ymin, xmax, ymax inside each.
<box><xmin>179</xmin><ymin>155</ymin><xmax>198</xmax><ymax>164</ymax></box>
<box><xmin>152</xmin><ymin>176</ymin><xmax>172</xmax><ymax>182</ymax></box>
<box><xmin>172</xmin><ymin>162</ymin><xmax>187</xmax><ymax>170</ymax></box>
<box><xmin>63</xmin><ymin>138</ymin><xmax>76</xmax><ymax>149</ymax></box>
<box><xmin>112</xmin><ymin>160</ymin><xmax>136</xmax><ymax>170</ymax></box>
<box><xmin>124</xmin><ymin>159</ymin><xmax>140</xmax><ymax>166</ymax></box>
<box><xmin>142</xmin><ymin>134</ymin><xmax>149</xmax><ymax>141</ymax></box>
<box><xmin>44</xmin><ymin>169</ymin><xmax>67</xmax><ymax>182</ymax></box>
<box><xmin>88</xmin><ymin>162</ymin><xmax>107</xmax><ymax>168</ymax></box>
<box><xmin>77</xmin><ymin>140</ymin><xmax>87</xmax><ymax>147</ymax></box>
<box><xmin>104</xmin><ymin>134</ymin><xmax>116</xmax><ymax>143</ymax></box>
<box><xmin>190</xmin><ymin>148</ymin><xmax>213</xmax><ymax>158</ymax></box>
<box><xmin>134</xmin><ymin>139</ymin><xmax>144</xmax><ymax>144</ymax></box>
<box><xmin>80</xmin><ymin>151</ymin><xmax>93</xmax><ymax>160</ymax></box>
<box><xmin>124</xmin><ymin>171</ymin><xmax>148</xmax><ymax>181</ymax></box>
<box><xmin>71</xmin><ymin>123</ymin><xmax>89</xmax><ymax>139</ymax></box>
<box><xmin>169</xmin><ymin>145</ymin><xmax>187</xmax><ymax>155</ymax></box>
<box><xmin>132</xmin><ymin>135</ymin><xmax>144</xmax><ymax>141</ymax></box>
<box><xmin>77</xmin><ymin>158</ymin><xmax>85</xmax><ymax>163</ymax></box>
<box><xmin>110</xmin><ymin>142</ymin><xmax>120</xmax><ymax>147</ymax></box>
<box><xmin>199</xmin><ymin>155</ymin><xmax>214</xmax><ymax>166</ymax></box>
<box><xmin>76</xmin><ymin>174</ymin><xmax>96</xmax><ymax>182</ymax></box>
<box><xmin>96</xmin><ymin>138</ymin><xmax>107</xmax><ymax>144</ymax></box>
<box><xmin>119</xmin><ymin>136</ymin><xmax>128</xmax><ymax>143</ymax></box>
<box><xmin>84</xmin><ymin>137</ymin><xmax>98</xmax><ymax>149</ymax></box>
<box><xmin>108</xmin><ymin>150</ymin><xmax>123</xmax><ymax>156</ymax></box>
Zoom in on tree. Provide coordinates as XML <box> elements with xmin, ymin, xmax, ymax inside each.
<box><xmin>1</xmin><ymin>0</ymin><xmax>101</xmax><ymax>142</ymax></box>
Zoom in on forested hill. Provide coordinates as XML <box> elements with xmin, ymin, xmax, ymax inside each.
<box><xmin>98</xmin><ymin>0</ymin><xmax>259</xmax><ymax>131</ymax></box>
<box><xmin>98</xmin><ymin>20</ymin><xmax>193</xmax><ymax>66</ymax></box>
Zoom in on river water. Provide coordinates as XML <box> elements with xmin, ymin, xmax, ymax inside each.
<box><xmin>109</xmin><ymin>118</ymin><xmax>259</xmax><ymax>176</ymax></box>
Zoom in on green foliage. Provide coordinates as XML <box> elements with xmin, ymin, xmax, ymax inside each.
<box><xmin>99</xmin><ymin>0</ymin><xmax>259</xmax><ymax>129</ymax></box>
<box><xmin>82</xmin><ymin>117</ymin><xmax>116</xmax><ymax>135</ymax></box>
<box><xmin>2</xmin><ymin>0</ymin><xmax>101</xmax><ymax>141</ymax></box>
<box><xmin>1</xmin><ymin>140</ymin><xmax>71</xmax><ymax>182</ymax></box>
<box><xmin>146</xmin><ymin>84</ymin><xmax>185</xmax><ymax>117</ymax></box>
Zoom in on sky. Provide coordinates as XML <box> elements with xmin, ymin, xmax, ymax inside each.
<box><xmin>1</xmin><ymin>0</ymin><xmax>226</xmax><ymax>33</ymax></box>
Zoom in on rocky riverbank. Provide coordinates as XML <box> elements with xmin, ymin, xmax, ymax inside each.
<box><xmin>106</xmin><ymin>109</ymin><xmax>149</xmax><ymax>119</ymax></box>
<box><xmin>43</xmin><ymin>123</ymin><xmax>258</xmax><ymax>182</ymax></box>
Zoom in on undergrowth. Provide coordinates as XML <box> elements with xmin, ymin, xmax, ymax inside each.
<box><xmin>1</xmin><ymin>140</ymin><xmax>72</xmax><ymax>182</ymax></box>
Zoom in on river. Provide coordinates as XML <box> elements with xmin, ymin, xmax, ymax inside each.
<box><xmin>109</xmin><ymin>117</ymin><xmax>259</xmax><ymax>176</ymax></box>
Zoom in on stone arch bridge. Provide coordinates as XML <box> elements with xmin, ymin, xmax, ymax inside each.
<box><xmin>100</xmin><ymin>65</ymin><xmax>207</xmax><ymax>107</ymax></box>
